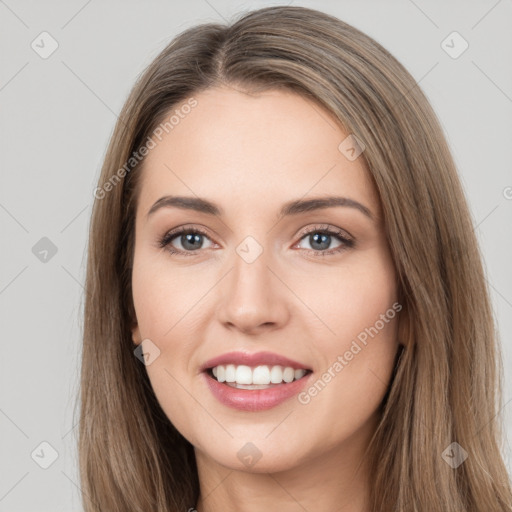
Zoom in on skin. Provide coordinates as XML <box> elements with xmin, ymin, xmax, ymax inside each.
<box><xmin>131</xmin><ymin>85</ymin><xmax>401</xmax><ymax>512</ymax></box>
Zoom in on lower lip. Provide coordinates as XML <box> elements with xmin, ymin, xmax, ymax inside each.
<box><xmin>203</xmin><ymin>371</ymin><xmax>312</xmax><ymax>411</ymax></box>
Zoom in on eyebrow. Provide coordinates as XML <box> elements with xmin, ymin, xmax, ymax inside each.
<box><xmin>146</xmin><ymin>195</ymin><xmax>374</xmax><ymax>221</ymax></box>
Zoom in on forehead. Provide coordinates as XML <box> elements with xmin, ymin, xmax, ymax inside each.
<box><xmin>137</xmin><ymin>86</ymin><xmax>380</xmax><ymax>219</ymax></box>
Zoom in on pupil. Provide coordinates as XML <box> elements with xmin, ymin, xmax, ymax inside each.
<box><xmin>311</xmin><ymin>233</ymin><xmax>330</xmax><ymax>250</ymax></box>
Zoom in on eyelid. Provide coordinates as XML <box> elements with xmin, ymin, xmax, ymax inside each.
<box><xmin>292</xmin><ymin>223</ymin><xmax>355</xmax><ymax>257</ymax></box>
<box><xmin>158</xmin><ymin>223</ymin><xmax>355</xmax><ymax>256</ymax></box>
<box><xmin>158</xmin><ymin>224</ymin><xmax>216</xmax><ymax>253</ymax></box>
<box><xmin>294</xmin><ymin>223</ymin><xmax>353</xmax><ymax>241</ymax></box>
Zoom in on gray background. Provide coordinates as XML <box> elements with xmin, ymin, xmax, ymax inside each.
<box><xmin>1</xmin><ymin>0</ymin><xmax>511</xmax><ymax>510</ymax></box>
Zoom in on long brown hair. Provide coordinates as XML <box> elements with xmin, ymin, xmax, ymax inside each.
<box><xmin>79</xmin><ymin>6</ymin><xmax>512</xmax><ymax>511</ymax></box>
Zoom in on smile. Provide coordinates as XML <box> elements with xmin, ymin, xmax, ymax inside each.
<box><xmin>201</xmin><ymin>351</ymin><xmax>314</xmax><ymax>411</ymax></box>
<box><xmin>210</xmin><ymin>364</ymin><xmax>310</xmax><ymax>388</ymax></box>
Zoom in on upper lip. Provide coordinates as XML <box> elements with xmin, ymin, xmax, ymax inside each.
<box><xmin>200</xmin><ymin>351</ymin><xmax>312</xmax><ymax>372</ymax></box>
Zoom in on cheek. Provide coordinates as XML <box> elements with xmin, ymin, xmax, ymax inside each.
<box><xmin>291</xmin><ymin>246</ymin><xmax>397</xmax><ymax>342</ymax></box>
<box><xmin>130</xmin><ymin>258</ymin><xmax>201</xmax><ymax>439</ymax></box>
<box><xmin>296</xmin><ymin>314</ymin><xmax>400</xmax><ymax>450</ymax></box>
<box><xmin>131</xmin><ymin>251</ymin><xmax>204</xmax><ymax>340</ymax></box>
<box><xmin>291</xmin><ymin>248</ymin><xmax>399</xmax><ymax>435</ymax></box>
<box><xmin>130</xmin><ymin>251</ymin><xmax>214</xmax><ymax>428</ymax></box>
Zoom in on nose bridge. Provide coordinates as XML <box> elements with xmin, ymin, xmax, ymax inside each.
<box><xmin>217</xmin><ymin>237</ymin><xmax>288</xmax><ymax>332</ymax></box>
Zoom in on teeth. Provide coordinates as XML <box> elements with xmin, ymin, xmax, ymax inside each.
<box><xmin>210</xmin><ymin>364</ymin><xmax>307</xmax><ymax>385</ymax></box>
<box><xmin>235</xmin><ymin>365</ymin><xmax>252</xmax><ymax>384</ymax></box>
<box><xmin>294</xmin><ymin>368</ymin><xmax>306</xmax><ymax>380</ymax></box>
<box><xmin>253</xmin><ymin>365</ymin><xmax>270</xmax><ymax>385</ymax></box>
<box><xmin>225</xmin><ymin>364</ymin><xmax>236</xmax><ymax>382</ymax></box>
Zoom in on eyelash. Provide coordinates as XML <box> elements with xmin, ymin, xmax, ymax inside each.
<box><xmin>158</xmin><ymin>224</ymin><xmax>355</xmax><ymax>258</ymax></box>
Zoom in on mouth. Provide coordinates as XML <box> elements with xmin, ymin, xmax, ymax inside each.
<box><xmin>202</xmin><ymin>364</ymin><xmax>313</xmax><ymax>412</ymax></box>
<box><xmin>206</xmin><ymin>364</ymin><xmax>312</xmax><ymax>390</ymax></box>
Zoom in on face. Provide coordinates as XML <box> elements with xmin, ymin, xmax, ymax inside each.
<box><xmin>130</xmin><ymin>85</ymin><xmax>401</xmax><ymax>474</ymax></box>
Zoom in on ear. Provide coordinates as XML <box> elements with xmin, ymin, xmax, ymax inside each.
<box><xmin>131</xmin><ymin>322</ymin><xmax>142</xmax><ymax>346</ymax></box>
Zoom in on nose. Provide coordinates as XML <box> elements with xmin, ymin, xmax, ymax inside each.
<box><xmin>216</xmin><ymin>247</ymin><xmax>290</xmax><ymax>335</ymax></box>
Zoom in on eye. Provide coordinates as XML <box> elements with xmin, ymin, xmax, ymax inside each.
<box><xmin>158</xmin><ymin>225</ymin><xmax>214</xmax><ymax>256</ymax></box>
<box><xmin>158</xmin><ymin>223</ymin><xmax>355</xmax><ymax>257</ymax></box>
<box><xmin>294</xmin><ymin>224</ymin><xmax>355</xmax><ymax>257</ymax></box>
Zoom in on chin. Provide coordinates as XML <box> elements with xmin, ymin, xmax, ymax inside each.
<box><xmin>196</xmin><ymin>436</ymin><xmax>308</xmax><ymax>474</ymax></box>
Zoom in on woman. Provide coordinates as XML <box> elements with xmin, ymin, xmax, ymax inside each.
<box><xmin>79</xmin><ymin>5</ymin><xmax>512</xmax><ymax>511</ymax></box>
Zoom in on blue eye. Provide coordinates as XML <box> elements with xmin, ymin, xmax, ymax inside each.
<box><xmin>159</xmin><ymin>226</ymin><xmax>213</xmax><ymax>256</ymax></box>
<box><xmin>158</xmin><ymin>224</ymin><xmax>354</xmax><ymax>257</ymax></box>
<box><xmin>295</xmin><ymin>228</ymin><xmax>354</xmax><ymax>256</ymax></box>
